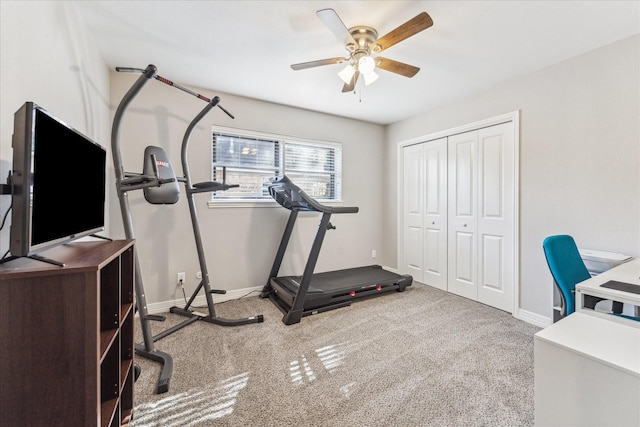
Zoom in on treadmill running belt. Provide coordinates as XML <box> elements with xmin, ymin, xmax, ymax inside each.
<box><xmin>279</xmin><ymin>265</ymin><xmax>399</xmax><ymax>293</ymax></box>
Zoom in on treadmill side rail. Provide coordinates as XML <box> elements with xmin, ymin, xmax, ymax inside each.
<box><xmin>397</xmin><ymin>275</ymin><xmax>413</xmax><ymax>291</ymax></box>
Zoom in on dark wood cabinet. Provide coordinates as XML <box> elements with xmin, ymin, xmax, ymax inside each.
<box><xmin>0</xmin><ymin>240</ymin><xmax>135</xmax><ymax>426</ymax></box>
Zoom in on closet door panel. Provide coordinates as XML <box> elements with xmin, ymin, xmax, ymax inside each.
<box><xmin>453</xmin><ymin>141</ymin><xmax>474</xmax><ymax>217</ymax></box>
<box><xmin>423</xmin><ymin>138</ymin><xmax>448</xmax><ymax>290</ymax></box>
<box><xmin>448</xmin><ymin>131</ymin><xmax>477</xmax><ymax>299</ymax></box>
<box><xmin>454</xmin><ymin>231</ymin><xmax>475</xmax><ymax>282</ymax></box>
<box><xmin>405</xmin><ymin>226</ymin><xmax>423</xmax><ymax>279</ymax></box>
<box><xmin>403</xmin><ymin>144</ymin><xmax>425</xmax><ymax>282</ymax></box>
<box><xmin>477</xmin><ymin>122</ymin><xmax>515</xmax><ymax>312</ymax></box>
<box><xmin>481</xmin><ymin>234</ymin><xmax>503</xmax><ymax>290</ymax></box>
<box><xmin>481</xmin><ymin>136</ymin><xmax>503</xmax><ymax>218</ymax></box>
<box><xmin>425</xmin><ymin>228</ymin><xmax>444</xmax><ymax>286</ymax></box>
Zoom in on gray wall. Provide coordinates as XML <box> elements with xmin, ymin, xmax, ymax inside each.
<box><xmin>1</xmin><ymin>2</ymin><xmax>385</xmax><ymax>310</ymax></box>
<box><xmin>0</xmin><ymin>1</ymin><xmax>110</xmax><ymax>252</ymax></box>
<box><xmin>2</xmin><ymin>2</ymin><xmax>638</xmax><ymax>324</ymax></box>
<box><xmin>384</xmin><ymin>35</ymin><xmax>640</xmax><ymax>324</ymax></box>
<box><xmin>109</xmin><ymin>72</ymin><xmax>385</xmax><ymax>307</ymax></box>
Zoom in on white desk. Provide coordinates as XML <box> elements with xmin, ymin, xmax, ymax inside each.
<box><xmin>534</xmin><ymin>312</ymin><xmax>640</xmax><ymax>426</ymax></box>
<box><xmin>576</xmin><ymin>258</ymin><xmax>640</xmax><ymax>327</ymax></box>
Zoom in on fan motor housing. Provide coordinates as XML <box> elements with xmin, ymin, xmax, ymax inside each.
<box><xmin>347</xmin><ymin>26</ymin><xmax>378</xmax><ymax>52</ymax></box>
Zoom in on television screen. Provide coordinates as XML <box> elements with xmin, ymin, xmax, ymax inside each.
<box><xmin>10</xmin><ymin>102</ymin><xmax>106</xmax><ymax>258</ymax></box>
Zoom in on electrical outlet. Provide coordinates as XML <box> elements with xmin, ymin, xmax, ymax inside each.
<box><xmin>371</xmin><ymin>250</ymin><xmax>377</xmax><ymax>258</ymax></box>
<box><xmin>195</xmin><ymin>271</ymin><xmax>202</xmax><ymax>280</ymax></box>
<box><xmin>177</xmin><ymin>272</ymin><xmax>186</xmax><ymax>288</ymax></box>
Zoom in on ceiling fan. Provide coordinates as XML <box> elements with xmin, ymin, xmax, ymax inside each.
<box><xmin>291</xmin><ymin>8</ymin><xmax>433</xmax><ymax>92</ymax></box>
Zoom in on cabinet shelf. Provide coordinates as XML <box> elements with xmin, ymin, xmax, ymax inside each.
<box><xmin>121</xmin><ymin>302</ymin><xmax>134</xmax><ymax>323</ymax></box>
<box><xmin>101</xmin><ymin>397</ymin><xmax>119</xmax><ymax>427</ymax></box>
<box><xmin>0</xmin><ymin>240</ymin><xmax>135</xmax><ymax>427</ymax></box>
<box><xmin>100</xmin><ymin>329</ymin><xmax>119</xmax><ymax>362</ymax></box>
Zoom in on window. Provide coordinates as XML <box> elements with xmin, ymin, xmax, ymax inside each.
<box><xmin>211</xmin><ymin>127</ymin><xmax>342</xmax><ymax>202</ymax></box>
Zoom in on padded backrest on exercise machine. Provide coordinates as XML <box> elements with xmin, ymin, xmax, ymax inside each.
<box><xmin>143</xmin><ymin>146</ymin><xmax>180</xmax><ymax>204</ymax></box>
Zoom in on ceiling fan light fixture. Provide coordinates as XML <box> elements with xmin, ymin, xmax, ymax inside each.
<box><xmin>363</xmin><ymin>70</ymin><xmax>379</xmax><ymax>86</ymax></box>
<box><xmin>338</xmin><ymin>64</ymin><xmax>356</xmax><ymax>84</ymax></box>
<box><xmin>292</xmin><ymin>9</ymin><xmax>433</xmax><ymax>93</ymax></box>
<box><xmin>358</xmin><ymin>55</ymin><xmax>376</xmax><ymax>74</ymax></box>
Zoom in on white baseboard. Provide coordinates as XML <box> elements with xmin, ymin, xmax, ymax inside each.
<box><xmin>515</xmin><ymin>308</ymin><xmax>551</xmax><ymax>328</ymax></box>
<box><xmin>382</xmin><ymin>265</ymin><xmax>398</xmax><ymax>273</ymax></box>
<box><xmin>144</xmin><ymin>277</ymin><xmax>553</xmax><ymax>330</ymax></box>
<box><xmin>146</xmin><ymin>267</ymin><xmax>398</xmax><ymax>314</ymax></box>
<box><xmin>146</xmin><ymin>285</ymin><xmax>264</xmax><ymax>315</ymax></box>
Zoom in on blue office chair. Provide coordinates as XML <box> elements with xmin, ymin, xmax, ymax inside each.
<box><xmin>542</xmin><ymin>235</ymin><xmax>591</xmax><ymax>318</ymax></box>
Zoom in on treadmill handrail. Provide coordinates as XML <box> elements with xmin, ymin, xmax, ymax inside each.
<box><xmin>269</xmin><ymin>175</ymin><xmax>358</xmax><ymax>214</ymax></box>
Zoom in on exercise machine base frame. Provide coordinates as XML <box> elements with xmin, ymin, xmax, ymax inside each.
<box><xmin>170</xmin><ymin>306</ymin><xmax>264</xmax><ymax>326</ymax></box>
<box><xmin>134</xmin><ymin>344</ymin><xmax>173</xmax><ymax>394</ymax></box>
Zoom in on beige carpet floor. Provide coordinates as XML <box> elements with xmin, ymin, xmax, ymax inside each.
<box><xmin>131</xmin><ymin>282</ymin><xmax>540</xmax><ymax>427</ymax></box>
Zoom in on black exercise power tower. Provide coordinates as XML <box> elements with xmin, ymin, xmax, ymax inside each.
<box><xmin>112</xmin><ymin>64</ymin><xmax>263</xmax><ymax>393</ymax></box>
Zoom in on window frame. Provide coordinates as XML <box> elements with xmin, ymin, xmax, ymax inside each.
<box><xmin>208</xmin><ymin>126</ymin><xmax>343</xmax><ymax>208</ymax></box>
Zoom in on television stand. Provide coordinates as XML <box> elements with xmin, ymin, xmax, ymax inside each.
<box><xmin>90</xmin><ymin>233</ymin><xmax>114</xmax><ymax>242</ymax></box>
<box><xmin>0</xmin><ymin>239</ymin><xmax>136</xmax><ymax>426</ymax></box>
<box><xmin>29</xmin><ymin>253</ymin><xmax>66</xmax><ymax>266</ymax></box>
<box><xmin>0</xmin><ymin>253</ymin><xmax>64</xmax><ymax>267</ymax></box>
<box><xmin>1</xmin><ymin>235</ymin><xmax>116</xmax><ymax>267</ymax></box>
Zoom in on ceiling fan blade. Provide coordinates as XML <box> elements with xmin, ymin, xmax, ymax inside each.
<box><xmin>291</xmin><ymin>57</ymin><xmax>348</xmax><ymax>70</ymax></box>
<box><xmin>342</xmin><ymin>70</ymin><xmax>360</xmax><ymax>92</ymax></box>
<box><xmin>376</xmin><ymin>57</ymin><xmax>420</xmax><ymax>77</ymax></box>
<box><xmin>317</xmin><ymin>8</ymin><xmax>357</xmax><ymax>46</ymax></box>
<box><xmin>373</xmin><ymin>12</ymin><xmax>433</xmax><ymax>53</ymax></box>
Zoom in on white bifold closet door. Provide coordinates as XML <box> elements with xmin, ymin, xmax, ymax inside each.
<box><xmin>403</xmin><ymin>143</ymin><xmax>425</xmax><ymax>282</ymax></box>
<box><xmin>448</xmin><ymin>122</ymin><xmax>515</xmax><ymax>312</ymax></box>
<box><xmin>402</xmin><ymin>138</ymin><xmax>448</xmax><ymax>290</ymax></box>
<box><xmin>402</xmin><ymin>121</ymin><xmax>515</xmax><ymax>313</ymax></box>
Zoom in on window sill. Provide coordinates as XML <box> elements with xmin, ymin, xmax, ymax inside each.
<box><xmin>207</xmin><ymin>200</ymin><xmax>278</xmax><ymax>209</ymax></box>
<box><xmin>207</xmin><ymin>199</ymin><xmax>346</xmax><ymax>209</ymax></box>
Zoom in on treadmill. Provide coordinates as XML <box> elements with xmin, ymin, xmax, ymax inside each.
<box><xmin>260</xmin><ymin>175</ymin><xmax>413</xmax><ymax>325</ymax></box>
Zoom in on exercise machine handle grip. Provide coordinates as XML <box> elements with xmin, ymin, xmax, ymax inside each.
<box><xmin>115</xmin><ymin>67</ymin><xmax>145</xmax><ymax>73</ymax></box>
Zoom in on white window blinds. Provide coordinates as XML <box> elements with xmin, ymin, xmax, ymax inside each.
<box><xmin>212</xmin><ymin>128</ymin><xmax>341</xmax><ymax>201</ymax></box>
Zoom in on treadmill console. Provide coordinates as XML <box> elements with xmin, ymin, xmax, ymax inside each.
<box><xmin>268</xmin><ymin>175</ymin><xmax>358</xmax><ymax>214</ymax></box>
<box><xmin>269</xmin><ymin>175</ymin><xmax>314</xmax><ymax>211</ymax></box>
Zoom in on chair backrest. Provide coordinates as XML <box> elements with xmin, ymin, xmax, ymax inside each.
<box><xmin>542</xmin><ymin>235</ymin><xmax>591</xmax><ymax>316</ymax></box>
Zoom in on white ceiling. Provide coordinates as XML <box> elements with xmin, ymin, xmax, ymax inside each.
<box><xmin>74</xmin><ymin>1</ymin><xmax>640</xmax><ymax>125</ymax></box>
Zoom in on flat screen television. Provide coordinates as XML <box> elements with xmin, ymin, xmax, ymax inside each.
<box><xmin>8</xmin><ymin>102</ymin><xmax>106</xmax><ymax>260</ymax></box>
